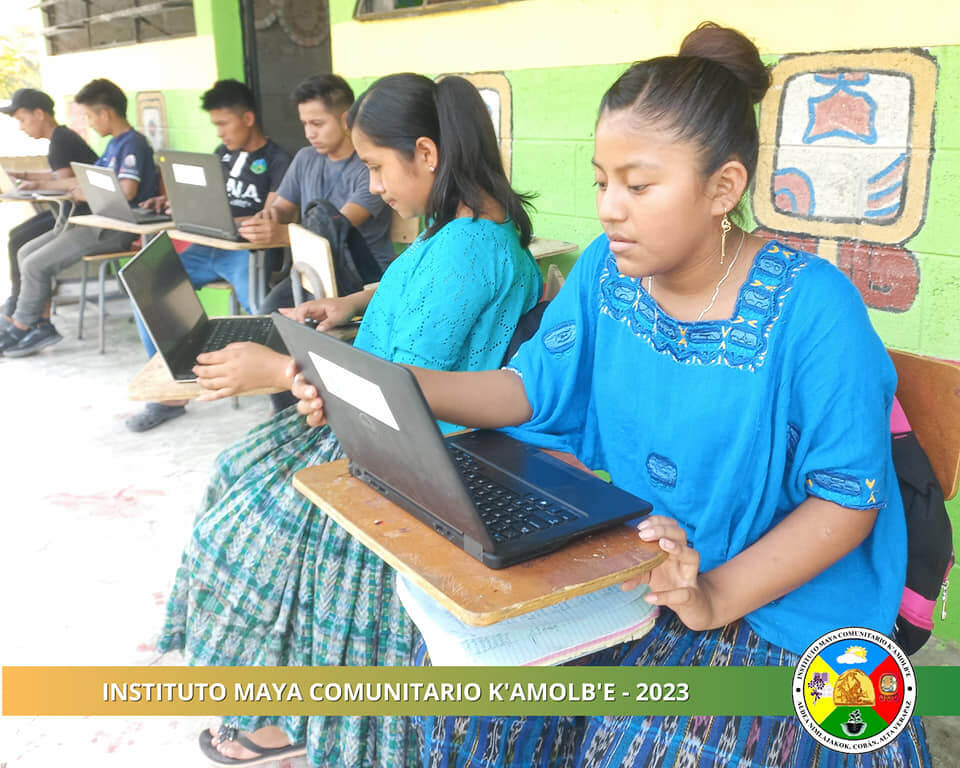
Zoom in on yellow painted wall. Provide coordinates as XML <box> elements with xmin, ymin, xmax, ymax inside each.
<box><xmin>39</xmin><ymin>35</ymin><xmax>218</xmax><ymax>96</ymax></box>
<box><xmin>332</xmin><ymin>0</ymin><xmax>960</xmax><ymax>77</ymax></box>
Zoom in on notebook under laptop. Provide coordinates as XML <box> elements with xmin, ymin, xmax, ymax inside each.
<box><xmin>157</xmin><ymin>150</ymin><xmax>245</xmax><ymax>242</ymax></box>
<box><xmin>119</xmin><ymin>232</ymin><xmax>283</xmax><ymax>382</ymax></box>
<box><xmin>71</xmin><ymin>162</ymin><xmax>171</xmax><ymax>225</ymax></box>
<box><xmin>273</xmin><ymin>313</ymin><xmax>653</xmax><ymax>569</ymax></box>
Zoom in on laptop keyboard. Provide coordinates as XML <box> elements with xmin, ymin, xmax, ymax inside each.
<box><xmin>199</xmin><ymin>317</ymin><xmax>274</xmax><ymax>354</ymax></box>
<box><xmin>451</xmin><ymin>447</ymin><xmax>578</xmax><ymax>543</ymax></box>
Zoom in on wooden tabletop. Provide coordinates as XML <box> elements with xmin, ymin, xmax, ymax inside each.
<box><xmin>293</xmin><ymin>459</ymin><xmax>665</xmax><ymax>627</ymax></box>
<box><xmin>167</xmin><ymin>228</ymin><xmax>286</xmax><ymax>251</ymax></box>
<box><xmin>128</xmin><ymin>353</ymin><xmax>283</xmax><ymax>402</ymax></box>
<box><xmin>0</xmin><ymin>192</ymin><xmax>69</xmax><ymax>202</ymax></box>
<box><xmin>128</xmin><ymin>323</ymin><xmax>359</xmax><ymax>402</ymax></box>
<box><xmin>68</xmin><ymin>214</ymin><xmax>174</xmax><ymax>235</ymax></box>
<box><xmin>529</xmin><ymin>236</ymin><xmax>578</xmax><ymax>260</ymax></box>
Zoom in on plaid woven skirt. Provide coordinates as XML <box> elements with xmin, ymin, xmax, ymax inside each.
<box><xmin>157</xmin><ymin>407</ymin><xmax>419</xmax><ymax>768</ymax></box>
<box><xmin>412</xmin><ymin>610</ymin><xmax>931</xmax><ymax>768</ymax></box>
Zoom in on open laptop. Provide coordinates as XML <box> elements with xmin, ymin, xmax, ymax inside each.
<box><xmin>119</xmin><ymin>232</ymin><xmax>283</xmax><ymax>381</ymax></box>
<box><xmin>157</xmin><ymin>150</ymin><xmax>245</xmax><ymax>242</ymax></box>
<box><xmin>0</xmin><ymin>164</ymin><xmax>62</xmax><ymax>198</ymax></box>
<box><xmin>273</xmin><ymin>313</ymin><xmax>653</xmax><ymax>569</ymax></box>
<box><xmin>71</xmin><ymin>162</ymin><xmax>171</xmax><ymax>224</ymax></box>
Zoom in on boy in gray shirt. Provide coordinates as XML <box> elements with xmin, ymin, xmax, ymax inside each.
<box><xmin>238</xmin><ymin>74</ymin><xmax>393</xmax><ymax>269</ymax></box>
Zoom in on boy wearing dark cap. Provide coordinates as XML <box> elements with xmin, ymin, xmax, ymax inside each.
<box><xmin>0</xmin><ymin>78</ymin><xmax>159</xmax><ymax>357</ymax></box>
<box><xmin>0</xmin><ymin>88</ymin><xmax>97</xmax><ymax>320</ymax></box>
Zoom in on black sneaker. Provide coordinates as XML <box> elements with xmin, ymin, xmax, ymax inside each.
<box><xmin>4</xmin><ymin>320</ymin><xmax>63</xmax><ymax>357</ymax></box>
<box><xmin>0</xmin><ymin>324</ymin><xmax>29</xmax><ymax>354</ymax></box>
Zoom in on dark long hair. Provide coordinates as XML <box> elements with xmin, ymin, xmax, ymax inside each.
<box><xmin>600</xmin><ymin>22</ymin><xmax>770</xmax><ymax>185</ymax></box>
<box><xmin>347</xmin><ymin>73</ymin><xmax>533</xmax><ymax>246</ymax></box>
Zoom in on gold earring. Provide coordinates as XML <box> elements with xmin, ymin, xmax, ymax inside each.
<box><xmin>720</xmin><ymin>213</ymin><xmax>732</xmax><ymax>266</ymax></box>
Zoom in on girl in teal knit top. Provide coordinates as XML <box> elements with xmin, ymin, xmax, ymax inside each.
<box><xmin>157</xmin><ymin>73</ymin><xmax>542</xmax><ymax>767</ymax></box>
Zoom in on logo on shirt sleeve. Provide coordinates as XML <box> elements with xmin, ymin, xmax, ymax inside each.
<box><xmin>250</xmin><ymin>158</ymin><xmax>267</xmax><ymax>175</ymax></box>
<box><xmin>123</xmin><ymin>153</ymin><xmax>137</xmax><ymax>168</ymax></box>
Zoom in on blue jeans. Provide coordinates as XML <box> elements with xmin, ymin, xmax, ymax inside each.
<box><xmin>134</xmin><ymin>243</ymin><xmax>251</xmax><ymax>358</ymax></box>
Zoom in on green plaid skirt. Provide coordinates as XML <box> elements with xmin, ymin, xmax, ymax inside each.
<box><xmin>157</xmin><ymin>406</ymin><xmax>418</xmax><ymax>767</ymax></box>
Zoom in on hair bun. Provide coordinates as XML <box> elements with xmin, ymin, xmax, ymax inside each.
<box><xmin>679</xmin><ymin>21</ymin><xmax>770</xmax><ymax>104</ymax></box>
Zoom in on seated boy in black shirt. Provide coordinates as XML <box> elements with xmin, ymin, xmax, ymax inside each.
<box><xmin>0</xmin><ymin>88</ymin><xmax>97</xmax><ymax>320</ymax></box>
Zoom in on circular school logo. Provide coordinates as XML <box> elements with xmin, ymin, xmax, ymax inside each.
<box><xmin>250</xmin><ymin>158</ymin><xmax>267</xmax><ymax>175</ymax></box>
<box><xmin>792</xmin><ymin>627</ymin><xmax>916</xmax><ymax>753</ymax></box>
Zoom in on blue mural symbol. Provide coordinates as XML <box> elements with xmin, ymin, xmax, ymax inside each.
<box><xmin>804</xmin><ymin>72</ymin><xmax>878</xmax><ymax>145</ymax></box>
<box><xmin>864</xmin><ymin>152</ymin><xmax>906</xmax><ymax>220</ymax></box>
<box><xmin>773</xmin><ymin>167</ymin><xmax>816</xmax><ymax>216</ymax></box>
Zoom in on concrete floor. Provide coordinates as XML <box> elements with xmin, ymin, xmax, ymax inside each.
<box><xmin>0</xmin><ymin>204</ymin><xmax>958</xmax><ymax>766</ymax></box>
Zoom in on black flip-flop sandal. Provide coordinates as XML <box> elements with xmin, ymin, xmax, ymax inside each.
<box><xmin>198</xmin><ymin>725</ymin><xmax>307</xmax><ymax>766</ymax></box>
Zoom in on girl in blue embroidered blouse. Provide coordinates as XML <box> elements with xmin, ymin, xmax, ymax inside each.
<box><xmin>295</xmin><ymin>23</ymin><xmax>928</xmax><ymax>768</ymax></box>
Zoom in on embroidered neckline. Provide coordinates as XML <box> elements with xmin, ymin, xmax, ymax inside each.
<box><xmin>598</xmin><ymin>240</ymin><xmax>809</xmax><ymax>371</ymax></box>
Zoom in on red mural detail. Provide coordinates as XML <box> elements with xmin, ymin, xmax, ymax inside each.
<box><xmin>808</xmin><ymin>89</ymin><xmax>874</xmax><ymax>142</ymax></box>
<box><xmin>752</xmin><ymin>229</ymin><xmax>819</xmax><ymax>256</ymax></box>
<box><xmin>836</xmin><ymin>242</ymin><xmax>920</xmax><ymax>311</ymax></box>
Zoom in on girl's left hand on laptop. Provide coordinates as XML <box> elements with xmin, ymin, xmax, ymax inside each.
<box><xmin>290</xmin><ymin>366</ymin><xmax>327</xmax><ymax>428</ymax></box>
<box><xmin>621</xmin><ymin>514</ymin><xmax>716</xmax><ymax>631</ymax></box>
<box><xmin>193</xmin><ymin>341</ymin><xmax>291</xmax><ymax>401</ymax></box>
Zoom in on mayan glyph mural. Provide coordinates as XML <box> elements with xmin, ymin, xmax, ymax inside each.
<box><xmin>754</xmin><ymin>50</ymin><xmax>937</xmax><ymax>312</ymax></box>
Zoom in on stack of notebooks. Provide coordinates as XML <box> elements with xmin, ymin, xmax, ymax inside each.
<box><xmin>397</xmin><ymin>575</ymin><xmax>658</xmax><ymax>666</ymax></box>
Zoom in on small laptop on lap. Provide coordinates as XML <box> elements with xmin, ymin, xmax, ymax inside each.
<box><xmin>273</xmin><ymin>313</ymin><xmax>653</xmax><ymax>569</ymax></box>
<box><xmin>157</xmin><ymin>150</ymin><xmax>245</xmax><ymax>242</ymax></box>
<box><xmin>71</xmin><ymin>162</ymin><xmax>171</xmax><ymax>224</ymax></box>
<box><xmin>119</xmin><ymin>232</ymin><xmax>283</xmax><ymax>382</ymax></box>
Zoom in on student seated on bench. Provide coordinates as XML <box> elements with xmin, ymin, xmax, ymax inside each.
<box><xmin>186</xmin><ymin>74</ymin><xmax>394</xmax><ymax>415</ymax></box>
<box><xmin>0</xmin><ymin>88</ymin><xmax>97</xmax><ymax>322</ymax></box>
<box><xmin>126</xmin><ymin>79</ymin><xmax>291</xmax><ymax>433</ymax></box>
<box><xmin>0</xmin><ymin>78</ymin><xmax>158</xmax><ymax>358</ymax></box>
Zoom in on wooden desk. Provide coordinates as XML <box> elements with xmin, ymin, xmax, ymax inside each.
<box><xmin>293</xmin><ymin>459</ymin><xmax>665</xmax><ymax>627</ymax></box>
<box><xmin>529</xmin><ymin>236</ymin><xmax>578</xmax><ymax>260</ymax></box>
<box><xmin>128</xmin><ymin>353</ymin><xmax>284</xmax><ymax>402</ymax></box>
<box><xmin>128</xmin><ymin>323</ymin><xmax>359</xmax><ymax>402</ymax></box>
<box><xmin>68</xmin><ymin>214</ymin><xmax>174</xmax><ymax>237</ymax></box>
<box><xmin>167</xmin><ymin>229</ymin><xmax>287</xmax><ymax>314</ymax></box>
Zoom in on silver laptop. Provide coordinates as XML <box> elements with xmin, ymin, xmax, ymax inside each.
<box><xmin>71</xmin><ymin>162</ymin><xmax>170</xmax><ymax>224</ymax></box>
<box><xmin>158</xmin><ymin>150</ymin><xmax>244</xmax><ymax>242</ymax></box>
<box><xmin>0</xmin><ymin>164</ymin><xmax>62</xmax><ymax>198</ymax></box>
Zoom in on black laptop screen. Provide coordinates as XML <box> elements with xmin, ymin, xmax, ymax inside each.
<box><xmin>122</xmin><ymin>235</ymin><xmax>205</xmax><ymax>361</ymax></box>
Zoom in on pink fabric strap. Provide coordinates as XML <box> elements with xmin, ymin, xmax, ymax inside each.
<box><xmin>890</xmin><ymin>396</ymin><xmax>911</xmax><ymax>434</ymax></box>
<box><xmin>899</xmin><ymin>588</ymin><xmax>935</xmax><ymax>631</ymax></box>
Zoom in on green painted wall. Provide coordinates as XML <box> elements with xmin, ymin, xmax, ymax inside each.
<box><xmin>334</xmin><ymin>10</ymin><xmax>960</xmax><ymax>643</ymax></box>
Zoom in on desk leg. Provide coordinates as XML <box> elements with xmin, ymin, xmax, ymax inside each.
<box><xmin>248</xmin><ymin>251</ymin><xmax>258</xmax><ymax>314</ymax></box>
<box><xmin>248</xmin><ymin>249</ymin><xmax>266</xmax><ymax>314</ymax></box>
<box><xmin>53</xmin><ymin>200</ymin><xmax>71</xmax><ymax>232</ymax></box>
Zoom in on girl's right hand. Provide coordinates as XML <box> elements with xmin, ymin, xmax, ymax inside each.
<box><xmin>279</xmin><ymin>296</ymin><xmax>357</xmax><ymax>332</ymax></box>
<box><xmin>289</xmin><ymin>362</ymin><xmax>327</xmax><ymax>427</ymax></box>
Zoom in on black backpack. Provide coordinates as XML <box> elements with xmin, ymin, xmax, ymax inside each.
<box><xmin>891</xmin><ymin>430</ymin><xmax>954</xmax><ymax>654</ymax></box>
<box><xmin>300</xmin><ymin>199</ymin><xmax>385</xmax><ymax>296</ymax></box>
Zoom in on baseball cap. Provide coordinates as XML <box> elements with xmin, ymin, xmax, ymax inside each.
<box><xmin>0</xmin><ymin>88</ymin><xmax>55</xmax><ymax>116</ymax></box>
